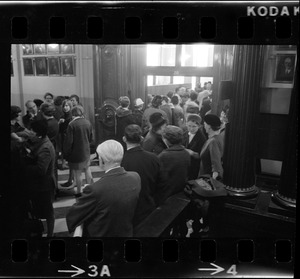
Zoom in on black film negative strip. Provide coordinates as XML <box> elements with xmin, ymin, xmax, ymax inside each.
<box><xmin>1</xmin><ymin>0</ymin><xmax>298</xmax><ymax>278</ymax></box>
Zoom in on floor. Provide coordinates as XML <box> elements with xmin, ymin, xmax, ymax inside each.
<box><xmin>42</xmin><ymin>160</ymin><xmax>103</xmax><ymax>237</ymax></box>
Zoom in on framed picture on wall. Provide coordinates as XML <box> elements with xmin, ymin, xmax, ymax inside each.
<box><xmin>47</xmin><ymin>44</ymin><xmax>60</xmax><ymax>54</ymax></box>
<box><xmin>34</xmin><ymin>44</ymin><xmax>46</xmax><ymax>55</ymax></box>
<box><xmin>61</xmin><ymin>56</ymin><xmax>75</xmax><ymax>76</ymax></box>
<box><xmin>60</xmin><ymin>44</ymin><xmax>75</xmax><ymax>54</ymax></box>
<box><xmin>22</xmin><ymin>44</ymin><xmax>33</xmax><ymax>55</ymax></box>
<box><xmin>23</xmin><ymin>58</ymin><xmax>34</xmax><ymax>75</ymax></box>
<box><xmin>274</xmin><ymin>54</ymin><xmax>296</xmax><ymax>84</ymax></box>
<box><xmin>35</xmin><ymin>57</ymin><xmax>48</xmax><ymax>76</ymax></box>
<box><xmin>48</xmin><ymin>57</ymin><xmax>61</xmax><ymax>76</ymax></box>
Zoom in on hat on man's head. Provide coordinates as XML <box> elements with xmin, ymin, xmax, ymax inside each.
<box><xmin>204</xmin><ymin>114</ymin><xmax>221</xmax><ymax>128</ymax></box>
<box><xmin>149</xmin><ymin>112</ymin><xmax>166</xmax><ymax>129</ymax></box>
<box><xmin>134</xmin><ymin>98</ymin><xmax>144</xmax><ymax>107</ymax></box>
<box><xmin>119</xmin><ymin>96</ymin><xmax>130</xmax><ymax>107</ymax></box>
<box><xmin>162</xmin><ymin>125</ymin><xmax>183</xmax><ymax>145</ymax></box>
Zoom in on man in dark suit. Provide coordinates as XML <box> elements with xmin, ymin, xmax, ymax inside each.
<box><xmin>276</xmin><ymin>56</ymin><xmax>294</xmax><ymax>82</ymax></box>
<box><xmin>22</xmin><ymin>100</ymin><xmax>42</xmax><ymax>129</ymax></box>
<box><xmin>66</xmin><ymin>140</ymin><xmax>141</xmax><ymax>237</ymax></box>
<box><xmin>121</xmin><ymin>124</ymin><xmax>168</xmax><ymax>226</ymax></box>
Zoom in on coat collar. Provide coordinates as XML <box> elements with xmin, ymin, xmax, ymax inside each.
<box><xmin>101</xmin><ymin>166</ymin><xmax>126</xmax><ymax>178</ymax></box>
<box><xmin>166</xmin><ymin>144</ymin><xmax>185</xmax><ymax>151</ymax></box>
<box><xmin>125</xmin><ymin>145</ymin><xmax>143</xmax><ymax>153</ymax></box>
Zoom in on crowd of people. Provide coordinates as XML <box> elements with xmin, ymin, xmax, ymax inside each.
<box><xmin>9</xmin><ymin>82</ymin><xmax>230</xmax><ymax>238</ymax></box>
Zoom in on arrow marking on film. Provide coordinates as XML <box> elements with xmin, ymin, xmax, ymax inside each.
<box><xmin>58</xmin><ymin>265</ymin><xmax>85</xmax><ymax>277</ymax></box>
<box><xmin>198</xmin><ymin>263</ymin><xmax>225</xmax><ymax>275</ymax></box>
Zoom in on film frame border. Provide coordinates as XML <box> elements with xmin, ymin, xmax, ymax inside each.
<box><xmin>2</xmin><ymin>0</ymin><xmax>298</xmax><ymax>278</ymax></box>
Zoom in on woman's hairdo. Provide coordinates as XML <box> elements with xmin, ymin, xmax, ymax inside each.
<box><xmin>62</xmin><ymin>99</ymin><xmax>73</xmax><ymax>110</ymax></box>
<box><xmin>44</xmin><ymin>92</ymin><xmax>54</xmax><ymax>99</ymax></box>
<box><xmin>171</xmin><ymin>95</ymin><xmax>179</xmax><ymax>105</ymax></box>
<box><xmin>70</xmin><ymin>94</ymin><xmax>80</xmax><ymax>103</ymax></box>
<box><xmin>151</xmin><ymin>95</ymin><xmax>163</xmax><ymax>108</ymax></box>
<box><xmin>11</xmin><ymin>105</ymin><xmax>22</xmax><ymax>120</ymax></box>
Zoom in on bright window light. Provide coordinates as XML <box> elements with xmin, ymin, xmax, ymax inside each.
<box><xmin>181</xmin><ymin>44</ymin><xmax>214</xmax><ymax>67</ymax></box>
<box><xmin>146</xmin><ymin>44</ymin><xmax>176</xmax><ymax>66</ymax></box>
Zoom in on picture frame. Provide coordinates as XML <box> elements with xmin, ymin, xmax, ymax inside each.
<box><xmin>22</xmin><ymin>44</ymin><xmax>33</xmax><ymax>55</ymax></box>
<box><xmin>60</xmin><ymin>44</ymin><xmax>75</xmax><ymax>54</ymax></box>
<box><xmin>61</xmin><ymin>56</ymin><xmax>75</xmax><ymax>76</ymax></box>
<box><xmin>35</xmin><ymin>57</ymin><xmax>48</xmax><ymax>76</ymax></box>
<box><xmin>23</xmin><ymin>58</ymin><xmax>34</xmax><ymax>76</ymax></box>
<box><xmin>34</xmin><ymin>44</ymin><xmax>46</xmax><ymax>55</ymax></box>
<box><xmin>47</xmin><ymin>44</ymin><xmax>60</xmax><ymax>54</ymax></box>
<box><xmin>48</xmin><ymin>57</ymin><xmax>61</xmax><ymax>76</ymax></box>
<box><xmin>273</xmin><ymin>54</ymin><xmax>296</xmax><ymax>84</ymax></box>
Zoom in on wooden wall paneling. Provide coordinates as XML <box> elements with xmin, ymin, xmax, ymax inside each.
<box><xmin>274</xmin><ymin>56</ymin><xmax>298</xmax><ymax>205</ymax></box>
<box><xmin>256</xmin><ymin>114</ymin><xmax>288</xmax><ymax>160</ymax></box>
<box><xmin>130</xmin><ymin>45</ymin><xmax>147</xmax><ymax>105</ymax></box>
<box><xmin>211</xmin><ymin>45</ymin><xmax>234</xmax><ymax>116</ymax></box>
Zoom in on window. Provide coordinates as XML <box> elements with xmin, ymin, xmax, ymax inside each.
<box><xmin>147</xmin><ymin>75</ymin><xmax>171</xmax><ymax>86</ymax></box>
<box><xmin>146</xmin><ymin>44</ymin><xmax>214</xmax><ymax>67</ymax></box>
<box><xmin>181</xmin><ymin>44</ymin><xmax>214</xmax><ymax>67</ymax></box>
<box><xmin>146</xmin><ymin>45</ymin><xmax>176</xmax><ymax>66</ymax></box>
<box><xmin>147</xmin><ymin>75</ymin><xmax>198</xmax><ymax>88</ymax></box>
<box><xmin>200</xmin><ymin>77</ymin><xmax>214</xmax><ymax>87</ymax></box>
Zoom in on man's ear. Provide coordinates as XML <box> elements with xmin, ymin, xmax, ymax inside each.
<box><xmin>122</xmin><ymin>136</ymin><xmax>127</xmax><ymax>143</ymax></box>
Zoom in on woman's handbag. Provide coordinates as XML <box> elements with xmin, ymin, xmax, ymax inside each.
<box><xmin>184</xmin><ymin>174</ymin><xmax>228</xmax><ymax>199</ymax></box>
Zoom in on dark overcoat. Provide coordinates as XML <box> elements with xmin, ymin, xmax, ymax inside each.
<box><xmin>158</xmin><ymin>144</ymin><xmax>191</xmax><ymax>200</ymax></box>
<box><xmin>66</xmin><ymin>167</ymin><xmax>141</xmax><ymax>237</ymax></box>
<box><xmin>121</xmin><ymin>146</ymin><xmax>168</xmax><ymax>226</ymax></box>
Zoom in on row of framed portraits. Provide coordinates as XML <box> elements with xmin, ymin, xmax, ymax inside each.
<box><xmin>23</xmin><ymin>56</ymin><xmax>76</xmax><ymax>76</ymax></box>
<box><xmin>22</xmin><ymin>44</ymin><xmax>75</xmax><ymax>55</ymax></box>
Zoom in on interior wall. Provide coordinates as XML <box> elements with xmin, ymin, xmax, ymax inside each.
<box><xmin>10</xmin><ymin>44</ymin><xmax>94</xmax><ymax>127</ymax></box>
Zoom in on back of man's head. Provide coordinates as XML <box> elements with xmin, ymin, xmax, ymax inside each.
<box><xmin>124</xmin><ymin>124</ymin><xmax>142</xmax><ymax>144</ymax></box>
<box><xmin>96</xmin><ymin>140</ymin><xmax>124</xmax><ymax>165</ymax></box>
<box><xmin>40</xmin><ymin>102</ymin><xmax>56</xmax><ymax>117</ymax></box>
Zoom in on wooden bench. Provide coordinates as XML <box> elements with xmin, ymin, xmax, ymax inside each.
<box><xmin>73</xmin><ymin>191</ymin><xmax>191</xmax><ymax>237</ymax></box>
<box><xmin>133</xmin><ymin>192</ymin><xmax>191</xmax><ymax>237</ymax></box>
